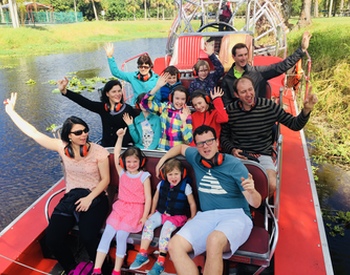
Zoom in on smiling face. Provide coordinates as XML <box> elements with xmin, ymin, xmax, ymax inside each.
<box><xmin>233</xmin><ymin>47</ymin><xmax>249</xmax><ymax>69</ymax></box>
<box><xmin>197</xmin><ymin>65</ymin><xmax>209</xmax><ymax>81</ymax></box>
<box><xmin>167</xmin><ymin>74</ymin><xmax>178</xmax><ymax>86</ymax></box>
<box><xmin>124</xmin><ymin>155</ymin><xmax>140</xmax><ymax>174</ymax></box>
<box><xmin>138</xmin><ymin>63</ymin><xmax>151</xmax><ymax>76</ymax></box>
<box><xmin>172</xmin><ymin>90</ymin><xmax>187</xmax><ymax>110</ymax></box>
<box><xmin>69</xmin><ymin>124</ymin><xmax>89</xmax><ymax>146</ymax></box>
<box><xmin>192</xmin><ymin>96</ymin><xmax>209</xmax><ymax>113</ymax></box>
<box><xmin>234</xmin><ymin>78</ymin><xmax>256</xmax><ymax>110</ymax></box>
<box><xmin>106</xmin><ymin>84</ymin><xmax>123</xmax><ymax>106</ymax></box>
<box><xmin>166</xmin><ymin>167</ymin><xmax>182</xmax><ymax>186</ymax></box>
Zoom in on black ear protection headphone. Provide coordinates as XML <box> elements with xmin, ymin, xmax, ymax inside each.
<box><xmin>64</xmin><ymin>143</ymin><xmax>90</xmax><ymax>158</ymax></box>
<box><xmin>118</xmin><ymin>147</ymin><xmax>146</xmax><ymax>170</ymax></box>
<box><xmin>104</xmin><ymin>102</ymin><xmax>123</xmax><ymax>112</ymax></box>
<box><xmin>159</xmin><ymin>160</ymin><xmax>187</xmax><ymax>181</ymax></box>
<box><xmin>200</xmin><ymin>152</ymin><xmax>225</xmax><ymax>168</ymax></box>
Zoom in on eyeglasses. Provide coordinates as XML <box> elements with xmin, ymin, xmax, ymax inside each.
<box><xmin>70</xmin><ymin>128</ymin><xmax>89</xmax><ymax>136</ymax></box>
<box><xmin>138</xmin><ymin>65</ymin><xmax>150</xmax><ymax>69</ymax></box>
<box><xmin>196</xmin><ymin>138</ymin><xmax>215</xmax><ymax>148</ymax></box>
<box><xmin>198</xmin><ymin>69</ymin><xmax>209</xmax><ymax>73</ymax></box>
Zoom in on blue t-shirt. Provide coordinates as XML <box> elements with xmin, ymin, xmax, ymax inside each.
<box><xmin>185</xmin><ymin>147</ymin><xmax>251</xmax><ymax>217</ymax></box>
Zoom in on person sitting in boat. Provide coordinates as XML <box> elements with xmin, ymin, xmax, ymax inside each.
<box><xmin>141</xmin><ymin>73</ymin><xmax>193</xmax><ymax>151</ymax></box>
<box><xmin>104</xmin><ymin>42</ymin><xmax>159</xmax><ymax>104</ymax></box>
<box><xmin>4</xmin><ymin>94</ymin><xmax>110</xmax><ymax>274</ymax></box>
<box><xmin>190</xmin><ymin>87</ymin><xmax>228</xmax><ymax>149</ymax></box>
<box><xmin>59</xmin><ymin>77</ymin><xmax>136</xmax><ymax>148</ymax></box>
<box><xmin>154</xmin><ymin>65</ymin><xmax>182</xmax><ymax>103</ymax></box>
<box><xmin>221</xmin><ymin>31</ymin><xmax>312</xmax><ymax>106</ymax></box>
<box><xmin>154</xmin><ymin>125</ymin><xmax>261</xmax><ymax>275</ymax></box>
<box><xmin>122</xmin><ymin>93</ymin><xmax>161</xmax><ymax>150</ymax></box>
<box><xmin>188</xmin><ymin>40</ymin><xmax>224</xmax><ymax>96</ymax></box>
<box><xmin>92</xmin><ymin>127</ymin><xmax>152</xmax><ymax>275</ymax></box>
<box><xmin>129</xmin><ymin>158</ymin><xmax>197</xmax><ymax>275</ymax></box>
<box><xmin>220</xmin><ymin>76</ymin><xmax>318</xmax><ymax>197</ymax></box>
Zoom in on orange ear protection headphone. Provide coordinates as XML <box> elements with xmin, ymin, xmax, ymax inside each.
<box><xmin>137</xmin><ymin>72</ymin><xmax>151</xmax><ymax>82</ymax></box>
<box><xmin>200</xmin><ymin>152</ymin><xmax>225</xmax><ymax>168</ymax></box>
<box><xmin>119</xmin><ymin>147</ymin><xmax>146</xmax><ymax>170</ymax></box>
<box><xmin>192</xmin><ymin>66</ymin><xmax>198</xmax><ymax>77</ymax></box>
<box><xmin>64</xmin><ymin>143</ymin><xmax>90</xmax><ymax>158</ymax></box>
<box><xmin>191</xmin><ymin>92</ymin><xmax>211</xmax><ymax>107</ymax></box>
<box><xmin>104</xmin><ymin>102</ymin><xmax>123</xmax><ymax>112</ymax></box>
<box><xmin>159</xmin><ymin>160</ymin><xmax>187</xmax><ymax>181</ymax></box>
<box><xmin>135</xmin><ymin>102</ymin><xmax>140</xmax><ymax>109</ymax></box>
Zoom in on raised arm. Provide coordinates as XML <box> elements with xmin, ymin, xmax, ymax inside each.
<box><xmin>114</xmin><ymin>127</ymin><xmax>127</xmax><ymax>174</ymax></box>
<box><xmin>302</xmin><ymin>86</ymin><xmax>318</xmax><ymax>116</ymax></box>
<box><xmin>210</xmin><ymin>87</ymin><xmax>228</xmax><ymax>123</ymax></box>
<box><xmin>5</xmin><ymin>93</ymin><xmax>61</xmax><ymax>152</ymax></box>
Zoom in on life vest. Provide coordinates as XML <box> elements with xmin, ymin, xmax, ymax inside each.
<box><xmin>156</xmin><ymin>179</ymin><xmax>188</xmax><ymax>216</ymax></box>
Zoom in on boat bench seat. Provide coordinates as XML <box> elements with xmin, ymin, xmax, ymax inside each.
<box><xmin>109</xmin><ymin>152</ymin><xmax>278</xmax><ymax>275</ymax></box>
<box><xmin>45</xmin><ymin>149</ymin><xmax>277</xmax><ymax>275</ymax></box>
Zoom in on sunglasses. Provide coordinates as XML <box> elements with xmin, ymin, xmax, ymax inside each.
<box><xmin>70</xmin><ymin>128</ymin><xmax>89</xmax><ymax>136</ymax></box>
<box><xmin>196</xmin><ymin>138</ymin><xmax>215</xmax><ymax>148</ymax></box>
<box><xmin>138</xmin><ymin>65</ymin><xmax>150</xmax><ymax>69</ymax></box>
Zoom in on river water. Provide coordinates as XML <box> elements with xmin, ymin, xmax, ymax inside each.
<box><xmin>0</xmin><ymin>37</ymin><xmax>349</xmax><ymax>274</ymax></box>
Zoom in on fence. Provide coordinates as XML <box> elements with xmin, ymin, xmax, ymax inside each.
<box><xmin>0</xmin><ymin>11</ymin><xmax>83</xmax><ymax>25</ymax></box>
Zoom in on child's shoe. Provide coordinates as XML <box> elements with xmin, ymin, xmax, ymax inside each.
<box><xmin>129</xmin><ymin>253</ymin><xmax>149</xmax><ymax>270</ymax></box>
<box><xmin>147</xmin><ymin>261</ymin><xmax>164</xmax><ymax>275</ymax></box>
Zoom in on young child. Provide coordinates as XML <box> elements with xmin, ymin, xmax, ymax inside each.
<box><xmin>129</xmin><ymin>158</ymin><xmax>197</xmax><ymax>275</ymax></box>
<box><xmin>123</xmin><ymin>93</ymin><xmax>161</xmax><ymax>150</ymax></box>
<box><xmin>141</xmin><ymin>73</ymin><xmax>192</xmax><ymax>151</ymax></box>
<box><xmin>188</xmin><ymin>40</ymin><xmax>224</xmax><ymax>96</ymax></box>
<box><xmin>92</xmin><ymin>128</ymin><xmax>152</xmax><ymax>275</ymax></box>
<box><xmin>154</xmin><ymin>65</ymin><xmax>182</xmax><ymax>103</ymax></box>
<box><xmin>190</xmin><ymin>87</ymin><xmax>228</xmax><ymax>148</ymax></box>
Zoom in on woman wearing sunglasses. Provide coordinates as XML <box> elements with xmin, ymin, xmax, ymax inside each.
<box><xmin>4</xmin><ymin>93</ymin><xmax>110</xmax><ymax>274</ymax></box>
<box><xmin>59</xmin><ymin>77</ymin><xmax>136</xmax><ymax>148</ymax></box>
<box><xmin>104</xmin><ymin>42</ymin><xmax>159</xmax><ymax>104</ymax></box>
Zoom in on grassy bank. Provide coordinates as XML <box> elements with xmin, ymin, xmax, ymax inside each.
<box><xmin>0</xmin><ymin>20</ymin><xmax>172</xmax><ymax>58</ymax></box>
<box><xmin>287</xmin><ymin>17</ymin><xmax>350</xmax><ymax>170</ymax></box>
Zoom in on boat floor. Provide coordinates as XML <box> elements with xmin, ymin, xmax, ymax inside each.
<box><xmin>274</xmin><ymin>88</ymin><xmax>328</xmax><ymax>274</ymax></box>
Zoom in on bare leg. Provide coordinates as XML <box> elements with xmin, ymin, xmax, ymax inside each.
<box><xmin>203</xmin><ymin>230</ymin><xmax>230</xmax><ymax>275</ymax></box>
<box><xmin>140</xmin><ymin>238</ymin><xmax>152</xmax><ymax>251</ymax></box>
<box><xmin>266</xmin><ymin>169</ymin><xmax>277</xmax><ymax>197</ymax></box>
<box><xmin>94</xmin><ymin>251</ymin><xmax>107</xmax><ymax>269</ymax></box>
<box><xmin>168</xmin><ymin>235</ymin><xmax>198</xmax><ymax>275</ymax></box>
<box><xmin>114</xmin><ymin>256</ymin><xmax>124</xmax><ymax>272</ymax></box>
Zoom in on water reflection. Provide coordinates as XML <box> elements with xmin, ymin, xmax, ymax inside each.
<box><xmin>0</xmin><ymin>38</ymin><xmax>167</xmax><ymax>231</ymax></box>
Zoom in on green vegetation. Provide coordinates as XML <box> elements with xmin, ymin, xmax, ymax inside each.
<box><xmin>0</xmin><ymin>20</ymin><xmax>172</xmax><ymax>58</ymax></box>
<box><xmin>287</xmin><ymin>17</ymin><xmax>350</xmax><ymax>170</ymax></box>
<box><xmin>286</xmin><ymin>17</ymin><xmax>350</xmax><ymax>236</ymax></box>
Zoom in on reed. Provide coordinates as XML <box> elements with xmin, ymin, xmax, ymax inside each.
<box><xmin>286</xmin><ymin>17</ymin><xmax>350</xmax><ymax>169</ymax></box>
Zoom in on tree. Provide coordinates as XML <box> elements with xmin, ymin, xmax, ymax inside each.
<box><xmin>297</xmin><ymin>0</ymin><xmax>312</xmax><ymax>27</ymax></box>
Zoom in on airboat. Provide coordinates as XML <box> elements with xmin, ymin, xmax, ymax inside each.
<box><xmin>0</xmin><ymin>1</ymin><xmax>333</xmax><ymax>274</ymax></box>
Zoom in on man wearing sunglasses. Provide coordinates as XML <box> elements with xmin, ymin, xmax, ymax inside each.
<box><xmin>104</xmin><ymin>42</ymin><xmax>159</xmax><ymax>105</ymax></box>
<box><xmin>155</xmin><ymin>125</ymin><xmax>261</xmax><ymax>275</ymax></box>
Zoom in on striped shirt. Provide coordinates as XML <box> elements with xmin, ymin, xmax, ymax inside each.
<box><xmin>221</xmin><ymin>98</ymin><xmax>310</xmax><ymax>156</ymax></box>
<box><xmin>141</xmin><ymin>92</ymin><xmax>193</xmax><ymax>151</ymax></box>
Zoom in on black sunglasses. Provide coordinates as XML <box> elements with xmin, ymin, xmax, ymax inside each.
<box><xmin>70</xmin><ymin>128</ymin><xmax>89</xmax><ymax>136</ymax></box>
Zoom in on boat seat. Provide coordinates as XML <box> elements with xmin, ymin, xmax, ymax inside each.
<box><xmin>218</xmin><ymin>33</ymin><xmax>254</xmax><ymax>73</ymax></box>
<box><xmin>169</xmin><ymin>35</ymin><xmax>206</xmax><ymax>72</ymax></box>
<box><xmin>224</xmin><ymin>160</ymin><xmax>278</xmax><ymax>275</ymax></box>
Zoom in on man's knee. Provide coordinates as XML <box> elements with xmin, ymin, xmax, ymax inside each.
<box><xmin>267</xmin><ymin>169</ymin><xmax>277</xmax><ymax>195</ymax></box>
<box><xmin>168</xmin><ymin>235</ymin><xmax>192</xmax><ymax>257</ymax></box>
<box><xmin>206</xmin><ymin>231</ymin><xmax>229</xmax><ymax>253</ymax></box>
